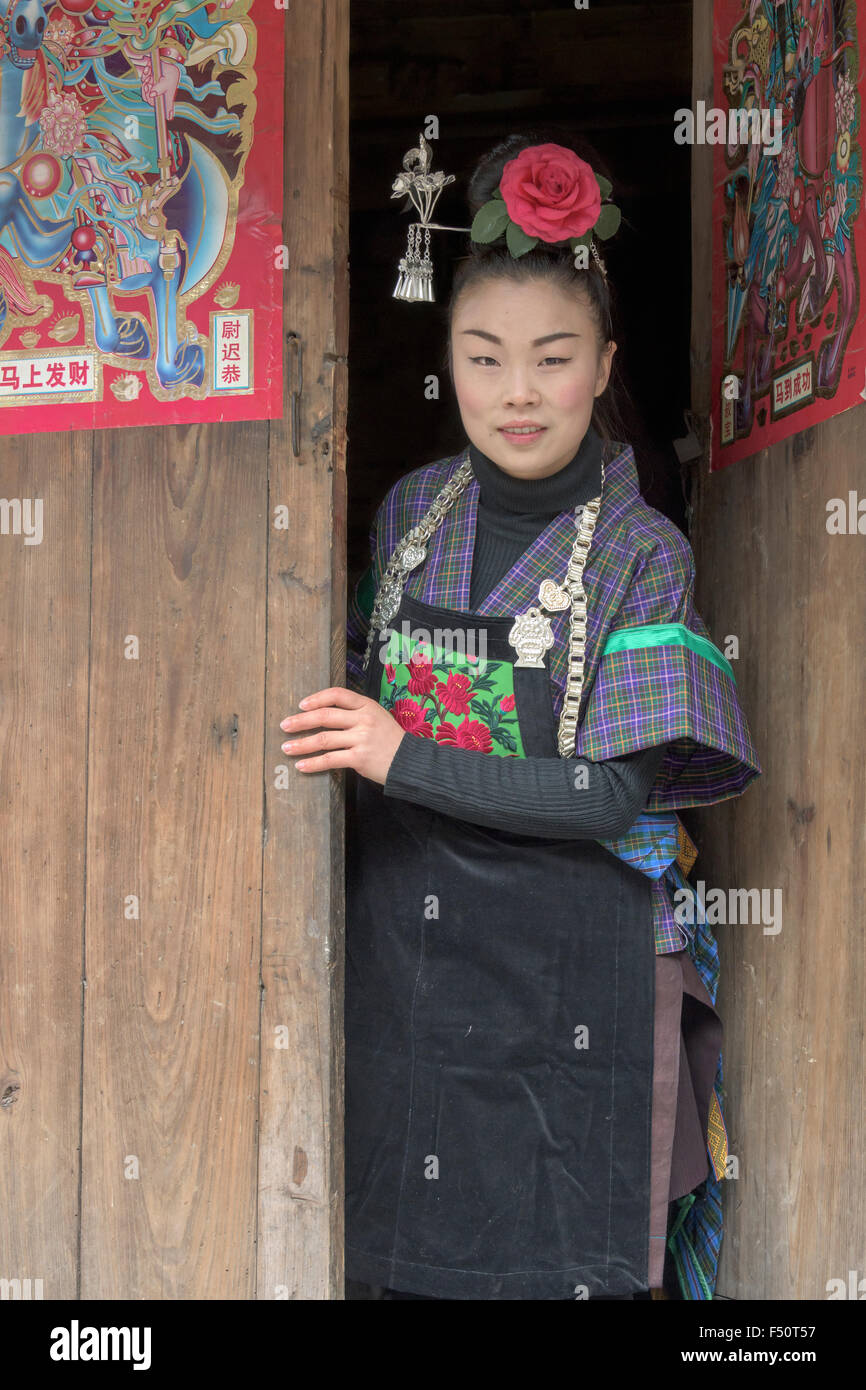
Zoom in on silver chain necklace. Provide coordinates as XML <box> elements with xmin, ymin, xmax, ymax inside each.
<box><xmin>362</xmin><ymin>455</ymin><xmax>605</xmax><ymax>758</ymax></box>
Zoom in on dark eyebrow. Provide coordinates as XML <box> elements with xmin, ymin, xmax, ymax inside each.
<box><xmin>460</xmin><ymin>330</ymin><xmax>580</xmax><ymax>347</ymax></box>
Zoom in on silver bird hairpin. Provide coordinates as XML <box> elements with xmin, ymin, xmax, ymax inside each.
<box><xmin>391</xmin><ymin>133</ymin><xmax>470</xmax><ymax>302</ymax></box>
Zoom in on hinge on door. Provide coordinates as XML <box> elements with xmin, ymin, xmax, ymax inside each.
<box><xmin>286</xmin><ymin>331</ymin><xmax>303</xmax><ymax>457</ymax></box>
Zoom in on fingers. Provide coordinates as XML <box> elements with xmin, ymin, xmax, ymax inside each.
<box><xmin>280</xmin><ymin>687</ymin><xmax>369</xmax><ymax>773</ymax></box>
<box><xmin>282</xmin><ymin>727</ymin><xmax>358</xmax><ymax>758</ymax></box>
<box><xmin>280</xmin><ymin>706</ymin><xmax>356</xmax><ymax>737</ymax></box>
<box><xmin>297</xmin><ymin>687</ymin><xmax>364</xmax><ymax>711</ymax></box>
<box><xmin>291</xmin><ymin>749</ymin><xmax>352</xmax><ymax>773</ymax></box>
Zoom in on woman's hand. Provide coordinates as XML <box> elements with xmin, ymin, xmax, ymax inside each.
<box><xmin>280</xmin><ymin>687</ymin><xmax>406</xmax><ymax>786</ymax></box>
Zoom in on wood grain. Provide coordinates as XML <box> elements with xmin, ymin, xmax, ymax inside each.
<box><xmin>256</xmin><ymin>0</ymin><xmax>349</xmax><ymax>1301</ymax></box>
<box><xmin>0</xmin><ymin>0</ymin><xmax>348</xmax><ymax>1300</ymax></box>
<box><xmin>689</xmin><ymin>415</ymin><xmax>866</xmax><ymax>1299</ymax></box>
<box><xmin>0</xmin><ymin>437</ymin><xmax>91</xmax><ymax>1299</ymax></box>
<box><xmin>80</xmin><ymin>425</ymin><xmax>266</xmax><ymax>1298</ymax></box>
<box><xmin>689</xmin><ymin>0</ymin><xmax>865</xmax><ymax>1299</ymax></box>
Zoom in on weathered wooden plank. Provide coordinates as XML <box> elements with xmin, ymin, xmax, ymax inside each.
<box><xmin>0</xmin><ymin>438</ymin><xmax>90</xmax><ymax>1299</ymax></box>
<box><xmin>256</xmin><ymin>0</ymin><xmax>349</xmax><ymax>1299</ymax></box>
<box><xmin>689</xmin><ymin>0</ymin><xmax>866</xmax><ymax>1299</ymax></box>
<box><xmin>690</xmin><ymin>0</ymin><xmax>713</xmax><ymax>429</ymax></box>
<box><xmin>689</xmin><ymin>416</ymin><xmax>866</xmax><ymax>1299</ymax></box>
<box><xmin>79</xmin><ymin>425</ymin><xmax>267</xmax><ymax>1298</ymax></box>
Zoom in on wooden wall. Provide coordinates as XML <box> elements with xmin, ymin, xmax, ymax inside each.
<box><xmin>0</xmin><ymin>1</ymin><xmax>349</xmax><ymax>1299</ymax></box>
<box><xmin>688</xmin><ymin>1</ymin><xmax>865</xmax><ymax>1298</ymax></box>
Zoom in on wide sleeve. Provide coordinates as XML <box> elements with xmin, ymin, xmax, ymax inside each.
<box><xmin>574</xmin><ymin>525</ymin><xmax>762</xmax><ymax>810</ymax></box>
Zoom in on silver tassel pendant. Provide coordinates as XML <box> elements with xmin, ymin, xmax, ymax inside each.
<box><xmin>391</xmin><ymin>136</ymin><xmax>459</xmax><ymax>304</ymax></box>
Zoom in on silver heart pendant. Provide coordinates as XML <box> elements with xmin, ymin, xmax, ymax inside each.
<box><xmin>538</xmin><ymin>579</ymin><xmax>569</xmax><ymax>612</ymax></box>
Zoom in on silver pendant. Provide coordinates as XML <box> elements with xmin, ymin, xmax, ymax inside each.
<box><xmin>378</xmin><ymin>581</ymin><xmax>402</xmax><ymax>624</ymax></box>
<box><xmin>508</xmin><ymin>607</ymin><xmax>555</xmax><ymax>668</ymax></box>
<box><xmin>401</xmin><ymin>541</ymin><xmax>427</xmax><ymax>571</ymax></box>
<box><xmin>538</xmin><ymin>578</ymin><xmax>569</xmax><ymax>611</ymax></box>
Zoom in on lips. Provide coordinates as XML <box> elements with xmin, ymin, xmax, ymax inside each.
<box><xmin>498</xmin><ymin>423</ymin><xmax>547</xmax><ymax>441</ymax></box>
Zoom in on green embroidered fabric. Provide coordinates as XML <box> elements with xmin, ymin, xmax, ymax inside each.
<box><xmin>378</xmin><ymin>632</ymin><xmax>526</xmax><ymax>757</ymax></box>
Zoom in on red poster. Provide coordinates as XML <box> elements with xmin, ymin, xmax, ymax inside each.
<box><xmin>711</xmin><ymin>0</ymin><xmax>865</xmax><ymax>469</ymax></box>
<box><xmin>0</xmin><ymin>0</ymin><xmax>284</xmax><ymax>433</ymax></box>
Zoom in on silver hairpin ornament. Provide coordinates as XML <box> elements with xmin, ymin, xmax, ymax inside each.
<box><xmin>588</xmin><ymin>240</ymin><xmax>608</xmax><ymax>278</ymax></box>
<box><xmin>391</xmin><ymin>133</ymin><xmax>470</xmax><ymax>302</ymax></box>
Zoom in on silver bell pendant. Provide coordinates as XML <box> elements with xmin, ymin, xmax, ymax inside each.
<box><xmin>393</xmin><ymin>225</ymin><xmax>436</xmax><ymax>303</ymax></box>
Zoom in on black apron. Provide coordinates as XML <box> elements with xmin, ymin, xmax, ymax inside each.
<box><xmin>345</xmin><ymin>591</ymin><xmax>655</xmax><ymax>1299</ymax></box>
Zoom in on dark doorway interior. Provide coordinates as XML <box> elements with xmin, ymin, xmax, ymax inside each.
<box><xmin>348</xmin><ymin>0</ymin><xmax>694</xmax><ymax>591</ymax></box>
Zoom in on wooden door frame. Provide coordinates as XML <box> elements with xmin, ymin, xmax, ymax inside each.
<box><xmin>260</xmin><ymin>0</ymin><xmax>350</xmax><ymax>1298</ymax></box>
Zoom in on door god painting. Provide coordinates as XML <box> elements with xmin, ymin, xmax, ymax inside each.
<box><xmin>711</xmin><ymin>0</ymin><xmax>864</xmax><ymax>469</ymax></box>
<box><xmin>0</xmin><ymin>0</ymin><xmax>284</xmax><ymax>432</ymax></box>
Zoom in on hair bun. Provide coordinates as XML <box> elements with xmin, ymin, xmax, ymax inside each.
<box><xmin>466</xmin><ymin>132</ymin><xmax>546</xmax><ymax>218</ymax></box>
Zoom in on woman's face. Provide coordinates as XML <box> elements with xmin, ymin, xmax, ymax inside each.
<box><xmin>450</xmin><ymin>277</ymin><xmax>616</xmax><ymax>480</ymax></box>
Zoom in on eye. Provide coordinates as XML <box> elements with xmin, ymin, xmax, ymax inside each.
<box><xmin>469</xmin><ymin>355</ymin><xmax>498</xmax><ymax>366</ymax></box>
<box><xmin>540</xmin><ymin>356</ymin><xmax>571</xmax><ymax>366</ymax></box>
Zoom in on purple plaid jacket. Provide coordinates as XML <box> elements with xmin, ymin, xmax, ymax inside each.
<box><xmin>346</xmin><ymin>439</ymin><xmax>762</xmax><ymax>953</ymax></box>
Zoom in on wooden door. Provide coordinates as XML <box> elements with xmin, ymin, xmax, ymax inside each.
<box><xmin>0</xmin><ymin>0</ymin><xmax>348</xmax><ymax>1300</ymax></box>
<box><xmin>688</xmin><ymin>1</ymin><xmax>866</xmax><ymax>1299</ymax></box>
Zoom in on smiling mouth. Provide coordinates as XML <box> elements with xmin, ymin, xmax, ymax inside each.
<box><xmin>499</xmin><ymin>425</ymin><xmax>547</xmax><ymax>437</ymax></box>
<box><xmin>10</xmin><ymin>46</ymin><xmax>39</xmax><ymax>67</ymax></box>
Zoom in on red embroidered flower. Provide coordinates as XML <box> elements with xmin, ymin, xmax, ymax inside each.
<box><xmin>407</xmin><ymin>652</ymin><xmax>436</xmax><ymax>695</ymax></box>
<box><xmin>435</xmin><ymin>717</ymin><xmax>493</xmax><ymax>753</ymax></box>
<box><xmin>391</xmin><ymin>698</ymin><xmax>434</xmax><ymax>737</ymax></box>
<box><xmin>500</xmin><ymin>144</ymin><xmax>601</xmax><ymax>242</ymax></box>
<box><xmin>435</xmin><ymin>671</ymin><xmax>475</xmax><ymax>716</ymax></box>
<box><xmin>385</xmin><ymin>662</ymin><xmax>396</xmax><ymax>683</ymax></box>
<box><xmin>499</xmin><ymin>694</ymin><xmax>515</xmax><ymax>712</ymax></box>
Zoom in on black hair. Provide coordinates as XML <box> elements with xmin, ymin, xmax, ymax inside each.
<box><xmin>444</xmin><ymin>129</ymin><xmax>628</xmax><ymax>446</ymax></box>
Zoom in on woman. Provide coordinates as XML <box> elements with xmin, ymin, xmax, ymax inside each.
<box><xmin>280</xmin><ymin>135</ymin><xmax>761</xmax><ymax>1300</ymax></box>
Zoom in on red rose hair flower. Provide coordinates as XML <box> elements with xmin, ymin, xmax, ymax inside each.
<box><xmin>499</xmin><ymin>144</ymin><xmax>602</xmax><ymax>242</ymax></box>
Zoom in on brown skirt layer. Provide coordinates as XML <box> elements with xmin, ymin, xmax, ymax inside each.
<box><xmin>647</xmin><ymin>949</ymin><xmax>722</xmax><ymax>1288</ymax></box>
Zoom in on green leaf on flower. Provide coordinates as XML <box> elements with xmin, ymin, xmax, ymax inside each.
<box><xmin>595</xmin><ymin>174</ymin><xmax>613</xmax><ymax>200</ymax></box>
<box><xmin>505</xmin><ymin>220</ymin><xmax>539</xmax><ymax>257</ymax></box>
<box><xmin>594</xmin><ymin>202</ymin><xmax>622</xmax><ymax>240</ymax></box>
<box><xmin>471</xmin><ymin>697</ymin><xmax>494</xmax><ymax>721</ymax></box>
<box><xmin>470</xmin><ymin>199</ymin><xmax>510</xmax><ymax>243</ymax></box>
<box><xmin>492</xmin><ymin>187</ymin><xmax>504</xmax><ymax>199</ymax></box>
<box><xmin>469</xmin><ymin>672</ymin><xmax>498</xmax><ymax>693</ymax></box>
<box><xmin>490</xmin><ymin>727</ymin><xmax>518</xmax><ymax>753</ymax></box>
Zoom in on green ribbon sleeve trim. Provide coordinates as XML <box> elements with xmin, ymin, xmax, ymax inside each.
<box><xmin>601</xmin><ymin>622</ymin><xmax>736</xmax><ymax>683</ymax></box>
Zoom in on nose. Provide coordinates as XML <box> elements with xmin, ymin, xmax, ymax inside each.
<box><xmin>501</xmin><ymin>368</ymin><xmax>541</xmax><ymax>408</ymax></box>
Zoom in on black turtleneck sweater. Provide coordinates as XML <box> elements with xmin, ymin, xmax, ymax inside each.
<box><xmin>380</xmin><ymin>427</ymin><xmax>667</xmax><ymax>838</ymax></box>
<box><xmin>467</xmin><ymin>422</ymin><xmax>604</xmax><ymax>610</ymax></box>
